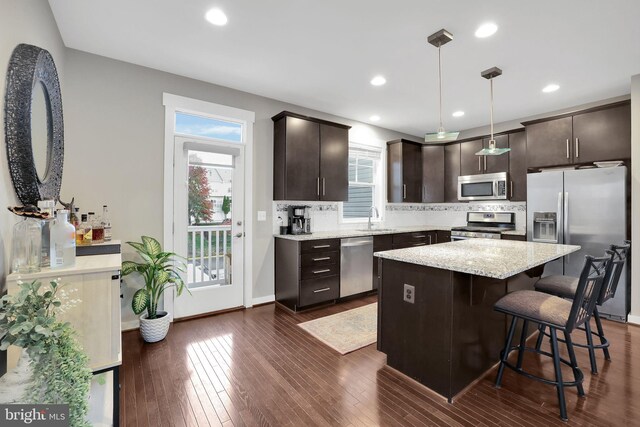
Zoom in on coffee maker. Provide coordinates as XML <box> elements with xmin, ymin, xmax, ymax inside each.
<box><xmin>288</xmin><ymin>206</ymin><xmax>311</xmax><ymax>235</ymax></box>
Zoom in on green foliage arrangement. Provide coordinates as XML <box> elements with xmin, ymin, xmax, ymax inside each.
<box><xmin>0</xmin><ymin>280</ymin><xmax>92</xmax><ymax>427</ymax></box>
<box><xmin>122</xmin><ymin>236</ymin><xmax>187</xmax><ymax>319</ymax></box>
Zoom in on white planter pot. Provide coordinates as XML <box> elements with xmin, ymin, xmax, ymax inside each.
<box><xmin>139</xmin><ymin>310</ymin><xmax>170</xmax><ymax>343</ymax></box>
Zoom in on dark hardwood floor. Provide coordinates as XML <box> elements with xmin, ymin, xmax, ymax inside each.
<box><xmin>121</xmin><ymin>296</ymin><xmax>640</xmax><ymax>426</ymax></box>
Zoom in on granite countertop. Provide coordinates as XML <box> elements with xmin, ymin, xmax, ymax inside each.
<box><xmin>274</xmin><ymin>225</ymin><xmax>452</xmax><ymax>241</ymax></box>
<box><xmin>374</xmin><ymin>239</ymin><xmax>580</xmax><ymax>279</ymax></box>
<box><xmin>501</xmin><ymin>229</ymin><xmax>527</xmax><ymax>236</ymax></box>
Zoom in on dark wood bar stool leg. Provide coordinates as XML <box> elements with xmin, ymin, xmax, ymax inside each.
<box><xmin>593</xmin><ymin>307</ymin><xmax>611</xmax><ymax>360</ymax></box>
<box><xmin>535</xmin><ymin>324</ymin><xmax>546</xmax><ymax>351</ymax></box>
<box><xmin>550</xmin><ymin>327</ymin><xmax>568</xmax><ymax>422</ymax></box>
<box><xmin>516</xmin><ymin>320</ymin><xmax>529</xmax><ymax>370</ymax></box>
<box><xmin>584</xmin><ymin>320</ymin><xmax>598</xmax><ymax>374</ymax></box>
<box><xmin>496</xmin><ymin>316</ymin><xmax>518</xmax><ymax>388</ymax></box>
<box><xmin>564</xmin><ymin>331</ymin><xmax>585</xmax><ymax>397</ymax></box>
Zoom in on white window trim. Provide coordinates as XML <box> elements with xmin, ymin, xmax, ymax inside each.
<box><xmin>162</xmin><ymin>93</ymin><xmax>255</xmax><ymax>321</ymax></box>
<box><xmin>339</xmin><ymin>142</ymin><xmax>385</xmax><ymax>224</ymax></box>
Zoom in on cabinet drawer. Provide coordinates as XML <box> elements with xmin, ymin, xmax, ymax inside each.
<box><xmin>392</xmin><ymin>232</ymin><xmax>430</xmax><ymax>245</ymax></box>
<box><xmin>301</xmin><ymin>239</ymin><xmax>340</xmax><ymax>254</ymax></box>
<box><xmin>436</xmin><ymin>231</ymin><xmax>451</xmax><ymax>244</ymax></box>
<box><xmin>301</xmin><ymin>263</ymin><xmax>339</xmax><ymax>280</ymax></box>
<box><xmin>301</xmin><ymin>251</ymin><xmax>339</xmax><ymax>267</ymax></box>
<box><xmin>299</xmin><ymin>276</ymin><xmax>340</xmax><ymax>307</ymax></box>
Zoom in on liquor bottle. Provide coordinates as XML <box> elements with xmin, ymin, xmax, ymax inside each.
<box><xmin>102</xmin><ymin>205</ymin><xmax>112</xmax><ymax>242</ymax></box>
<box><xmin>89</xmin><ymin>212</ymin><xmax>104</xmax><ymax>243</ymax></box>
<box><xmin>70</xmin><ymin>207</ymin><xmax>80</xmax><ymax>227</ymax></box>
<box><xmin>50</xmin><ymin>210</ymin><xmax>76</xmax><ymax>269</ymax></box>
<box><xmin>80</xmin><ymin>214</ymin><xmax>93</xmax><ymax>245</ymax></box>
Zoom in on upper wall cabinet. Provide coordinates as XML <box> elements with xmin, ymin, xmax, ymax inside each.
<box><xmin>273</xmin><ymin>112</ymin><xmax>350</xmax><ymax>201</ymax></box>
<box><xmin>387</xmin><ymin>140</ymin><xmax>422</xmax><ymax>203</ymax></box>
<box><xmin>444</xmin><ymin>143</ymin><xmax>460</xmax><ymax>203</ymax></box>
<box><xmin>459</xmin><ymin>139</ymin><xmax>484</xmax><ymax>176</ymax></box>
<box><xmin>508</xmin><ymin>131</ymin><xmax>527</xmax><ymax>201</ymax></box>
<box><xmin>422</xmin><ymin>145</ymin><xmax>444</xmax><ymax>203</ymax></box>
<box><xmin>483</xmin><ymin>135</ymin><xmax>509</xmax><ymax>174</ymax></box>
<box><xmin>524</xmin><ymin>101</ymin><xmax>630</xmax><ymax>169</ymax></box>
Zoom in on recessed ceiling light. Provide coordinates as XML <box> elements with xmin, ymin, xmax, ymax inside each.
<box><xmin>205</xmin><ymin>8</ymin><xmax>228</xmax><ymax>26</ymax></box>
<box><xmin>475</xmin><ymin>23</ymin><xmax>498</xmax><ymax>38</ymax></box>
<box><xmin>369</xmin><ymin>115</ymin><xmax>381</xmax><ymax>122</ymax></box>
<box><xmin>542</xmin><ymin>83</ymin><xmax>560</xmax><ymax>93</ymax></box>
<box><xmin>370</xmin><ymin>75</ymin><xmax>386</xmax><ymax>86</ymax></box>
<box><xmin>452</xmin><ymin>111</ymin><xmax>465</xmax><ymax>118</ymax></box>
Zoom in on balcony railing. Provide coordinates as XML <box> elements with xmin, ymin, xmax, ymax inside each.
<box><xmin>187</xmin><ymin>224</ymin><xmax>232</xmax><ymax>288</ymax></box>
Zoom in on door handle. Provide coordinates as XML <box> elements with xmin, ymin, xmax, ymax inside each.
<box><xmin>483</xmin><ymin>156</ymin><xmax>487</xmax><ymax>171</ymax></box>
<box><xmin>566</xmin><ymin>139</ymin><xmax>570</xmax><ymax>159</ymax></box>
<box><xmin>322</xmin><ymin>178</ymin><xmax>326</xmax><ymax>196</ymax></box>
<box><xmin>316</xmin><ymin>177</ymin><xmax>320</xmax><ymax>196</ymax></box>
<box><xmin>312</xmin><ymin>257</ymin><xmax>330</xmax><ymax>262</ymax></box>
<box><xmin>575</xmin><ymin>138</ymin><xmax>579</xmax><ymax>158</ymax></box>
<box><xmin>403</xmin><ymin>184</ymin><xmax>407</xmax><ymax>199</ymax></box>
<box><xmin>478</xmin><ymin>156</ymin><xmax>482</xmax><ymax>171</ymax></box>
<box><xmin>428</xmin><ymin>235</ymin><xmax>432</xmax><ymax>245</ymax></box>
<box><xmin>510</xmin><ymin>181</ymin><xmax>514</xmax><ymax>199</ymax></box>
<box><xmin>564</xmin><ymin>192</ymin><xmax>569</xmax><ymax>245</ymax></box>
<box><xmin>313</xmin><ymin>287</ymin><xmax>331</xmax><ymax>293</ymax></box>
<box><xmin>312</xmin><ymin>269</ymin><xmax>331</xmax><ymax>274</ymax></box>
<box><xmin>235</xmin><ymin>232</ymin><xmax>243</xmax><ymax>238</ymax></box>
<box><xmin>556</xmin><ymin>192</ymin><xmax>562</xmax><ymax>244</ymax></box>
<box><xmin>313</xmin><ymin>244</ymin><xmax>331</xmax><ymax>249</ymax></box>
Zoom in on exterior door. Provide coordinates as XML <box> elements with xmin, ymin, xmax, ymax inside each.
<box><xmin>173</xmin><ymin>136</ymin><xmax>245</xmax><ymax>318</ymax></box>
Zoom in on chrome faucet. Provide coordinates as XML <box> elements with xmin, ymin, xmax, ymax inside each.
<box><xmin>368</xmin><ymin>206</ymin><xmax>379</xmax><ymax>231</ymax></box>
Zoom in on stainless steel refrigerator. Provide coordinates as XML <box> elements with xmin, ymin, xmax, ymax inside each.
<box><xmin>527</xmin><ymin>166</ymin><xmax>628</xmax><ymax>321</ymax></box>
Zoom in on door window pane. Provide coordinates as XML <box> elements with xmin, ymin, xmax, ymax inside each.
<box><xmin>176</xmin><ymin>112</ymin><xmax>242</xmax><ymax>142</ymax></box>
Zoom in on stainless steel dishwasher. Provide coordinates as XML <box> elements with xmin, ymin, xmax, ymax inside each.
<box><xmin>340</xmin><ymin>236</ymin><xmax>374</xmax><ymax>298</ymax></box>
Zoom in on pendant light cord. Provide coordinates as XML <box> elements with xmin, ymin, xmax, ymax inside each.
<box><xmin>489</xmin><ymin>78</ymin><xmax>494</xmax><ymax>141</ymax></box>
<box><xmin>438</xmin><ymin>43</ymin><xmax>443</xmax><ymax>130</ymax></box>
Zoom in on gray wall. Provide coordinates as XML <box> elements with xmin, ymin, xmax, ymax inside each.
<box><xmin>61</xmin><ymin>49</ymin><xmax>418</xmax><ymax>325</ymax></box>
<box><xmin>631</xmin><ymin>74</ymin><xmax>640</xmax><ymax>323</ymax></box>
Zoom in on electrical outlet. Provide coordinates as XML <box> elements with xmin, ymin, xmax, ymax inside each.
<box><xmin>403</xmin><ymin>284</ymin><xmax>415</xmax><ymax>304</ymax></box>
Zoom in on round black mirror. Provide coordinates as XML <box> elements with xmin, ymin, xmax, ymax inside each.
<box><xmin>4</xmin><ymin>44</ymin><xmax>64</xmax><ymax>206</ymax></box>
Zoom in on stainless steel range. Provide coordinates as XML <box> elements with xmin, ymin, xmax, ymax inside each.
<box><xmin>451</xmin><ymin>212</ymin><xmax>516</xmax><ymax>241</ymax></box>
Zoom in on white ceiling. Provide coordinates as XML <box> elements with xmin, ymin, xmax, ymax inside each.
<box><xmin>48</xmin><ymin>0</ymin><xmax>640</xmax><ymax>138</ymax></box>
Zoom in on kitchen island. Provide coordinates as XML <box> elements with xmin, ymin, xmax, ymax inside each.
<box><xmin>374</xmin><ymin>239</ymin><xmax>580</xmax><ymax>402</ymax></box>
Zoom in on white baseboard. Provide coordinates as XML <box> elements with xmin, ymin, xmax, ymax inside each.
<box><xmin>628</xmin><ymin>314</ymin><xmax>640</xmax><ymax>325</ymax></box>
<box><xmin>121</xmin><ymin>319</ymin><xmax>139</xmax><ymax>331</ymax></box>
<box><xmin>252</xmin><ymin>295</ymin><xmax>275</xmax><ymax>306</ymax></box>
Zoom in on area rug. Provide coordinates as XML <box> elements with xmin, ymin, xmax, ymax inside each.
<box><xmin>297</xmin><ymin>303</ymin><xmax>377</xmax><ymax>355</ymax></box>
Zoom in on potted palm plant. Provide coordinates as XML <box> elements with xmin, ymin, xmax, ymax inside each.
<box><xmin>122</xmin><ymin>236</ymin><xmax>187</xmax><ymax>342</ymax></box>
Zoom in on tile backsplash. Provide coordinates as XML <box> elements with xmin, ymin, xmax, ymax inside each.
<box><xmin>273</xmin><ymin>201</ymin><xmax>527</xmax><ymax>234</ymax></box>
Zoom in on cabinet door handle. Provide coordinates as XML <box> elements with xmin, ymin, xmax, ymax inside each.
<box><xmin>478</xmin><ymin>156</ymin><xmax>482</xmax><ymax>171</ymax></box>
<box><xmin>313</xmin><ymin>244</ymin><xmax>331</xmax><ymax>249</ymax></box>
<box><xmin>575</xmin><ymin>138</ymin><xmax>579</xmax><ymax>158</ymax></box>
<box><xmin>317</xmin><ymin>177</ymin><xmax>320</xmax><ymax>196</ymax></box>
<box><xmin>313</xmin><ymin>287</ymin><xmax>331</xmax><ymax>293</ymax></box>
<box><xmin>312</xmin><ymin>269</ymin><xmax>331</xmax><ymax>274</ymax></box>
<box><xmin>566</xmin><ymin>139</ymin><xmax>570</xmax><ymax>159</ymax></box>
<box><xmin>484</xmin><ymin>156</ymin><xmax>487</xmax><ymax>171</ymax></box>
<box><xmin>428</xmin><ymin>235</ymin><xmax>432</xmax><ymax>245</ymax></box>
<box><xmin>403</xmin><ymin>184</ymin><xmax>407</xmax><ymax>199</ymax></box>
<box><xmin>413</xmin><ymin>235</ymin><xmax>426</xmax><ymax>238</ymax></box>
<box><xmin>510</xmin><ymin>181</ymin><xmax>514</xmax><ymax>199</ymax></box>
<box><xmin>312</xmin><ymin>257</ymin><xmax>330</xmax><ymax>262</ymax></box>
<box><xmin>322</xmin><ymin>178</ymin><xmax>326</xmax><ymax>196</ymax></box>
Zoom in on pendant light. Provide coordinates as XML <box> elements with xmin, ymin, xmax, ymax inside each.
<box><xmin>425</xmin><ymin>29</ymin><xmax>459</xmax><ymax>143</ymax></box>
<box><xmin>475</xmin><ymin>66</ymin><xmax>510</xmax><ymax>156</ymax></box>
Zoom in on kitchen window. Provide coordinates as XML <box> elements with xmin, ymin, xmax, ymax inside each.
<box><xmin>342</xmin><ymin>146</ymin><xmax>383</xmax><ymax>221</ymax></box>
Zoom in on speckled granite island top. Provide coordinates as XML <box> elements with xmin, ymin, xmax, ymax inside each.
<box><xmin>375</xmin><ymin>239</ymin><xmax>580</xmax><ymax>279</ymax></box>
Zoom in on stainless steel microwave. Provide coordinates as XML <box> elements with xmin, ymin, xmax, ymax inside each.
<box><xmin>458</xmin><ymin>172</ymin><xmax>508</xmax><ymax>201</ymax></box>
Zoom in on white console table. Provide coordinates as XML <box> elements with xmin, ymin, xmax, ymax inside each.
<box><xmin>6</xmin><ymin>253</ymin><xmax>122</xmax><ymax>426</ymax></box>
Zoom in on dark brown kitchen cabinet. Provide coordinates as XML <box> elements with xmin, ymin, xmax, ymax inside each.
<box><xmin>373</xmin><ymin>234</ymin><xmax>393</xmax><ymax>290</ymax></box>
<box><xmin>508</xmin><ymin>131</ymin><xmax>527</xmax><ymax>201</ymax></box>
<box><xmin>571</xmin><ymin>103</ymin><xmax>631</xmax><ymax>164</ymax></box>
<box><xmin>275</xmin><ymin>238</ymin><xmax>340</xmax><ymax>311</ymax></box>
<box><xmin>460</xmin><ymin>139</ymin><xmax>484</xmax><ymax>176</ymax></box>
<box><xmin>483</xmin><ymin>134</ymin><xmax>509</xmax><ymax>174</ymax></box>
<box><xmin>387</xmin><ymin>140</ymin><xmax>422</xmax><ymax>203</ymax></box>
<box><xmin>436</xmin><ymin>230</ymin><xmax>451</xmax><ymax>243</ymax></box>
<box><xmin>524</xmin><ymin>116</ymin><xmax>573</xmax><ymax>169</ymax></box>
<box><xmin>524</xmin><ymin>102</ymin><xmax>631</xmax><ymax>169</ymax></box>
<box><xmin>422</xmin><ymin>145</ymin><xmax>445</xmax><ymax>203</ymax></box>
<box><xmin>391</xmin><ymin>231</ymin><xmax>436</xmax><ymax>249</ymax></box>
<box><xmin>444</xmin><ymin>143</ymin><xmax>460</xmax><ymax>203</ymax></box>
<box><xmin>272</xmin><ymin>111</ymin><xmax>350</xmax><ymax>201</ymax></box>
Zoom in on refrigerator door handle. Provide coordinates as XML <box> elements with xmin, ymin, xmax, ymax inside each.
<box><xmin>564</xmin><ymin>191</ymin><xmax>569</xmax><ymax>246</ymax></box>
<box><xmin>557</xmin><ymin>192</ymin><xmax>563</xmax><ymax>244</ymax></box>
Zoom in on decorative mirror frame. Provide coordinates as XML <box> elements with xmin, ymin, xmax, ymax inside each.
<box><xmin>4</xmin><ymin>43</ymin><xmax>64</xmax><ymax>206</ymax></box>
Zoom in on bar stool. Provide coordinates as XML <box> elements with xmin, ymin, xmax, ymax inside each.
<box><xmin>534</xmin><ymin>242</ymin><xmax>630</xmax><ymax>374</ymax></box>
<box><xmin>494</xmin><ymin>255</ymin><xmax>609</xmax><ymax>421</ymax></box>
